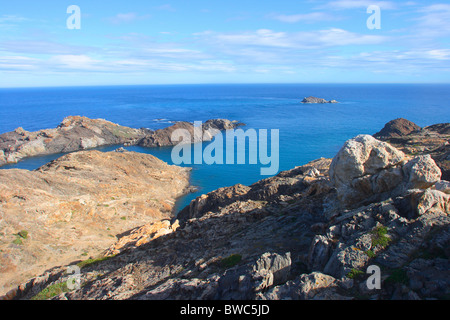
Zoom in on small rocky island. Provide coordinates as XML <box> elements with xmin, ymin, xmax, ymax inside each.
<box><xmin>301</xmin><ymin>96</ymin><xmax>338</xmax><ymax>104</ymax></box>
<box><xmin>0</xmin><ymin>118</ymin><xmax>449</xmax><ymax>301</ymax></box>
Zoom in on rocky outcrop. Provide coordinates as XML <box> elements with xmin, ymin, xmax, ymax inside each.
<box><xmin>373</xmin><ymin>119</ymin><xmax>450</xmax><ymax>181</ymax></box>
<box><xmin>374</xmin><ymin>118</ymin><xmax>421</xmax><ymax>139</ymax></box>
<box><xmin>2</xmin><ymin>119</ymin><xmax>449</xmax><ymax>301</ymax></box>
<box><xmin>0</xmin><ymin>116</ymin><xmax>146</xmax><ymax>166</ymax></box>
<box><xmin>0</xmin><ymin>117</ymin><xmax>243</xmax><ymax>166</ymax></box>
<box><xmin>137</xmin><ymin>119</ymin><xmax>244</xmax><ymax>147</ymax></box>
<box><xmin>329</xmin><ymin>134</ymin><xmax>442</xmax><ymax>208</ymax></box>
<box><xmin>0</xmin><ymin>150</ymin><xmax>191</xmax><ymax>295</ymax></box>
<box><xmin>301</xmin><ymin>96</ymin><xmax>338</xmax><ymax>104</ymax></box>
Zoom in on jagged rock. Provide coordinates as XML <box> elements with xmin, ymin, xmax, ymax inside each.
<box><xmin>215</xmin><ymin>252</ymin><xmax>291</xmax><ymax>300</ymax></box>
<box><xmin>330</xmin><ymin>134</ymin><xmax>444</xmax><ymax>209</ymax></box>
<box><xmin>403</xmin><ymin>155</ymin><xmax>441</xmax><ymax>189</ymax></box>
<box><xmin>307</xmin><ymin>235</ymin><xmax>333</xmax><ymax>271</ymax></box>
<box><xmin>258</xmin><ymin>272</ymin><xmax>351</xmax><ymax>300</ymax></box>
<box><xmin>375</xmin><ymin>120</ymin><xmax>450</xmax><ymax>181</ymax></box>
<box><xmin>252</xmin><ymin>252</ymin><xmax>291</xmax><ymax>291</ymax></box>
<box><xmin>104</xmin><ymin>219</ymin><xmax>182</xmax><ymax>256</ymax></box>
<box><xmin>178</xmin><ymin>184</ymin><xmax>251</xmax><ymax>221</ymax></box>
<box><xmin>330</xmin><ymin>135</ymin><xmax>405</xmax><ymax>182</ymax></box>
<box><xmin>329</xmin><ymin>134</ymin><xmax>406</xmax><ymax>207</ymax></box>
<box><xmin>416</xmin><ymin>189</ymin><xmax>450</xmax><ymax>216</ymax></box>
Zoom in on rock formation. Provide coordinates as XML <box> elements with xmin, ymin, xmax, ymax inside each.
<box><xmin>373</xmin><ymin>118</ymin><xmax>421</xmax><ymax>139</ymax></box>
<box><xmin>301</xmin><ymin>96</ymin><xmax>338</xmax><ymax>104</ymax></box>
<box><xmin>0</xmin><ymin>117</ymin><xmax>244</xmax><ymax>166</ymax></box>
<box><xmin>0</xmin><ymin>150</ymin><xmax>191</xmax><ymax>295</ymax></box>
<box><xmin>1</xmin><ymin>119</ymin><xmax>448</xmax><ymax>301</ymax></box>
<box><xmin>372</xmin><ymin>118</ymin><xmax>450</xmax><ymax>181</ymax></box>
<box><xmin>329</xmin><ymin>134</ymin><xmax>441</xmax><ymax>208</ymax></box>
<box><xmin>0</xmin><ymin>116</ymin><xmax>146</xmax><ymax>166</ymax></box>
<box><xmin>137</xmin><ymin>119</ymin><xmax>244</xmax><ymax>147</ymax></box>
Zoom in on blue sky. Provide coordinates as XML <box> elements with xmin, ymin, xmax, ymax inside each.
<box><xmin>0</xmin><ymin>0</ymin><xmax>449</xmax><ymax>87</ymax></box>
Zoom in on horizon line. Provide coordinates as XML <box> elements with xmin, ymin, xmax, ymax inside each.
<box><xmin>1</xmin><ymin>82</ymin><xmax>450</xmax><ymax>89</ymax></box>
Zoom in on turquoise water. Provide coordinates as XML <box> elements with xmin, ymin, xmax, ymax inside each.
<box><xmin>1</xmin><ymin>84</ymin><xmax>449</xmax><ymax>211</ymax></box>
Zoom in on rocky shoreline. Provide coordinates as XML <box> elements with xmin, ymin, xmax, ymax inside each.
<box><xmin>0</xmin><ymin>116</ymin><xmax>243</xmax><ymax>166</ymax></box>
<box><xmin>0</xmin><ymin>118</ymin><xmax>449</xmax><ymax>300</ymax></box>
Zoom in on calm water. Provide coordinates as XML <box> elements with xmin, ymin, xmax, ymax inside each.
<box><xmin>1</xmin><ymin>84</ymin><xmax>449</xmax><ymax>211</ymax></box>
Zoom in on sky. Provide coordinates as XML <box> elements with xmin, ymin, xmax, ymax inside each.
<box><xmin>0</xmin><ymin>0</ymin><xmax>449</xmax><ymax>87</ymax></box>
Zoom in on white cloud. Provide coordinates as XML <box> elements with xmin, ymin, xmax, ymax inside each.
<box><xmin>0</xmin><ymin>40</ymin><xmax>94</xmax><ymax>55</ymax></box>
<box><xmin>197</xmin><ymin>28</ymin><xmax>388</xmax><ymax>51</ymax></box>
<box><xmin>0</xmin><ymin>15</ymin><xmax>28</xmax><ymax>23</ymax></box>
<box><xmin>270</xmin><ymin>12</ymin><xmax>340</xmax><ymax>23</ymax></box>
<box><xmin>324</xmin><ymin>0</ymin><xmax>397</xmax><ymax>10</ymax></box>
<box><xmin>49</xmin><ymin>55</ymin><xmax>102</xmax><ymax>71</ymax></box>
<box><xmin>0</xmin><ymin>55</ymin><xmax>39</xmax><ymax>70</ymax></box>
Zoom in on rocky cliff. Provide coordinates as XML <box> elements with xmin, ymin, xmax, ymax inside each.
<box><xmin>0</xmin><ymin>116</ymin><xmax>243</xmax><ymax>166</ymax></box>
<box><xmin>0</xmin><ymin>149</ymin><xmax>191</xmax><ymax>296</ymax></box>
<box><xmin>2</xmin><ymin>119</ymin><xmax>449</xmax><ymax>301</ymax></box>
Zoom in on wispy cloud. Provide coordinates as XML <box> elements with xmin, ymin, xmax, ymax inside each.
<box><xmin>0</xmin><ymin>14</ymin><xmax>29</xmax><ymax>29</ymax></box>
<box><xmin>0</xmin><ymin>55</ymin><xmax>39</xmax><ymax>71</ymax></box>
<box><xmin>414</xmin><ymin>4</ymin><xmax>450</xmax><ymax>38</ymax></box>
<box><xmin>323</xmin><ymin>0</ymin><xmax>397</xmax><ymax>10</ymax></box>
<box><xmin>197</xmin><ymin>28</ymin><xmax>388</xmax><ymax>50</ymax></box>
<box><xmin>270</xmin><ymin>12</ymin><xmax>342</xmax><ymax>23</ymax></box>
<box><xmin>107</xmin><ymin>13</ymin><xmax>151</xmax><ymax>24</ymax></box>
<box><xmin>0</xmin><ymin>15</ymin><xmax>28</xmax><ymax>23</ymax></box>
<box><xmin>0</xmin><ymin>40</ymin><xmax>95</xmax><ymax>55</ymax></box>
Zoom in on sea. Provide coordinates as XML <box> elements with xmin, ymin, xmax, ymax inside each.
<box><xmin>1</xmin><ymin>84</ymin><xmax>449</xmax><ymax>212</ymax></box>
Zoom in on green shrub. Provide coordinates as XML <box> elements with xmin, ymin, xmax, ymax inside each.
<box><xmin>31</xmin><ymin>282</ymin><xmax>69</xmax><ymax>300</ymax></box>
<box><xmin>371</xmin><ymin>226</ymin><xmax>391</xmax><ymax>248</ymax></box>
<box><xmin>365</xmin><ymin>249</ymin><xmax>376</xmax><ymax>258</ymax></box>
<box><xmin>18</xmin><ymin>230</ymin><xmax>28</xmax><ymax>239</ymax></box>
<box><xmin>12</xmin><ymin>237</ymin><xmax>23</xmax><ymax>245</ymax></box>
<box><xmin>76</xmin><ymin>255</ymin><xmax>116</xmax><ymax>269</ymax></box>
<box><xmin>385</xmin><ymin>268</ymin><xmax>409</xmax><ymax>285</ymax></box>
<box><xmin>221</xmin><ymin>254</ymin><xmax>242</xmax><ymax>269</ymax></box>
<box><xmin>347</xmin><ymin>268</ymin><xmax>364</xmax><ymax>279</ymax></box>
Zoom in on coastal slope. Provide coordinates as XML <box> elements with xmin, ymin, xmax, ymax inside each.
<box><xmin>0</xmin><ymin>149</ymin><xmax>191</xmax><ymax>295</ymax></box>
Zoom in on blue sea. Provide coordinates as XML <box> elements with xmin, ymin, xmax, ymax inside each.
<box><xmin>1</xmin><ymin>84</ymin><xmax>449</xmax><ymax>211</ymax></box>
